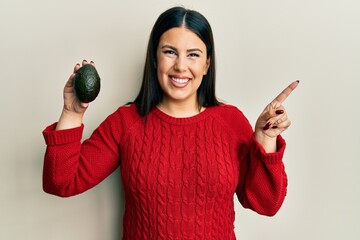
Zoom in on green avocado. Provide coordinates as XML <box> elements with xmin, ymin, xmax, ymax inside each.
<box><xmin>73</xmin><ymin>64</ymin><xmax>101</xmax><ymax>103</ymax></box>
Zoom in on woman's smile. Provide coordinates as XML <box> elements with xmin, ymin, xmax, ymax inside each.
<box><xmin>170</xmin><ymin>75</ymin><xmax>192</xmax><ymax>87</ymax></box>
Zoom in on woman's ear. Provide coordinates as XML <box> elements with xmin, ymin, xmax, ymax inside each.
<box><xmin>204</xmin><ymin>58</ymin><xmax>210</xmax><ymax>75</ymax></box>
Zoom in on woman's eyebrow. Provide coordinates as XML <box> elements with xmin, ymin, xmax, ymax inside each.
<box><xmin>187</xmin><ymin>48</ymin><xmax>203</xmax><ymax>53</ymax></box>
<box><xmin>161</xmin><ymin>45</ymin><xmax>177</xmax><ymax>51</ymax></box>
<box><xmin>161</xmin><ymin>45</ymin><xmax>203</xmax><ymax>53</ymax></box>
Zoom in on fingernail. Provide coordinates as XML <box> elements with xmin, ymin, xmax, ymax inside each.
<box><xmin>296</xmin><ymin>80</ymin><xmax>300</xmax><ymax>83</ymax></box>
<box><xmin>263</xmin><ymin>122</ymin><xmax>271</xmax><ymax>130</ymax></box>
<box><xmin>83</xmin><ymin>59</ymin><xmax>87</xmax><ymax>62</ymax></box>
<box><xmin>276</xmin><ymin>110</ymin><xmax>284</xmax><ymax>114</ymax></box>
<box><xmin>76</xmin><ymin>63</ymin><xmax>80</xmax><ymax>66</ymax></box>
<box><xmin>90</xmin><ymin>61</ymin><xmax>94</xmax><ymax>64</ymax></box>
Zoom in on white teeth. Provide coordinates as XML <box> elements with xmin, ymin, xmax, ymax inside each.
<box><xmin>171</xmin><ymin>77</ymin><xmax>189</xmax><ymax>84</ymax></box>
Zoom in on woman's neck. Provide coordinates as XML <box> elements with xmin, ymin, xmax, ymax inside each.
<box><xmin>157</xmin><ymin>99</ymin><xmax>205</xmax><ymax>118</ymax></box>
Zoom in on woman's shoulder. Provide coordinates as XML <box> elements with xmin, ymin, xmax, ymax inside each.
<box><xmin>103</xmin><ymin>103</ymin><xmax>142</xmax><ymax>129</ymax></box>
<box><xmin>209</xmin><ymin>103</ymin><xmax>253</xmax><ymax>134</ymax></box>
<box><xmin>113</xmin><ymin>102</ymin><xmax>141</xmax><ymax>121</ymax></box>
<box><xmin>98</xmin><ymin>103</ymin><xmax>143</xmax><ymax>142</ymax></box>
<box><xmin>117</xmin><ymin>102</ymin><xmax>138</xmax><ymax>113</ymax></box>
<box><xmin>210</xmin><ymin>103</ymin><xmax>247</xmax><ymax>119</ymax></box>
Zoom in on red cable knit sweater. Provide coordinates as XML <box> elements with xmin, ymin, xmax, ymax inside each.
<box><xmin>42</xmin><ymin>103</ymin><xmax>287</xmax><ymax>240</ymax></box>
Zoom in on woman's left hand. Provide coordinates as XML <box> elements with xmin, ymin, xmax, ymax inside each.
<box><xmin>254</xmin><ymin>81</ymin><xmax>299</xmax><ymax>152</ymax></box>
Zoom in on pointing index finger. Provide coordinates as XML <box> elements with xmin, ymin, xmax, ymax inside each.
<box><xmin>273</xmin><ymin>80</ymin><xmax>299</xmax><ymax>104</ymax></box>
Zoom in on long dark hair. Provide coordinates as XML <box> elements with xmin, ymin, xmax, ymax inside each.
<box><xmin>133</xmin><ymin>6</ymin><xmax>221</xmax><ymax>116</ymax></box>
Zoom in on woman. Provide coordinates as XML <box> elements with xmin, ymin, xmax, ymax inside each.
<box><xmin>42</xmin><ymin>6</ymin><xmax>298</xmax><ymax>239</ymax></box>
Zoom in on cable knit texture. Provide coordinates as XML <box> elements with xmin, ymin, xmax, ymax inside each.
<box><xmin>42</xmin><ymin>104</ymin><xmax>287</xmax><ymax>240</ymax></box>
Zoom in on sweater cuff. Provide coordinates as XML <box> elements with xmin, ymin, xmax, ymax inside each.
<box><xmin>42</xmin><ymin>123</ymin><xmax>84</xmax><ymax>146</ymax></box>
<box><xmin>251</xmin><ymin>135</ymin><xmax>286</xmax><ymax>164</ymax></box>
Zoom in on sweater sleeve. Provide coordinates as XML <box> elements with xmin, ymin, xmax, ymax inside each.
<box><xmin>216</xmin><ymin>104</ymin><xmax>287</xmax><ymax>216</ymax></box>
<box><xmin>236</xmin><ymin>134</ymin><xmax>287</xmax><ymax>216</ymax></box>
<box><xmin>42</xmin><ymin>108</ymin><xmax>124</xmax><ymax>197</ymax></box>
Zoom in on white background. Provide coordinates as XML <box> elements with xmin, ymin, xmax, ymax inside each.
<box><xmin>1</xmin><ymin>0</ymin><xmax>359</xmax><ymax>239</ymax></box>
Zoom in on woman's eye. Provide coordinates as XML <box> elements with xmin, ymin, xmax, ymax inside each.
<box><xmin>164</xmin><ymin>50</ymin><xmax>176</xmax><ymax>55</ymax></box>
<box><xmin>189</xmin><ymin>53</ymin><xmax>200</xmax><ymax>58</ymax></box>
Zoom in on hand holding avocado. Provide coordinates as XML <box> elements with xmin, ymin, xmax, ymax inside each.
<box><xmin>55</xmin><ymin>60</ymin><xmax>100</xmax><ymax>130</ymax></box>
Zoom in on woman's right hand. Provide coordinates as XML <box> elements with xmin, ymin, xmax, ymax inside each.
<box><xmin>55</xmin><ymin>60</ymin><xmax>95</xmax><ymax>130</ymax></box>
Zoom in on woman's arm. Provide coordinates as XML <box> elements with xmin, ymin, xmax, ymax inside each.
<box><xmin>42</xmin><ymin>110</ymin><xmax>123</xmax><ymax>197</ymax></box>
<box><xmin>42</xmin><ymin>60</ymin><xmax>121</xmax><ymax>197</ymax></box>
<box><xmin>236</xmin><ymin>81</ymin><xmax>299</xmax><ymax>215</ymax></box>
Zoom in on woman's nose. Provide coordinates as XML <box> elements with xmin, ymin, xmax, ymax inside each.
<box><xmin>174</xmin><ymin>56</ymin><xmax>186</xmax><ymax>72</ymax></box>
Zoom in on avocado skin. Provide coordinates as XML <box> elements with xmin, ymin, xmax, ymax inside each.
<box><xmin>73</xmin><ymin>64</ymin><xmax>101</xmax><ymax>103</ymax></box>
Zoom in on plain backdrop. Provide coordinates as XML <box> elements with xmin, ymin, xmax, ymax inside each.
<box><xmin>1</xmin><ymin>0</ymin><xmax>359</xmax><ymax>239</ymax></box>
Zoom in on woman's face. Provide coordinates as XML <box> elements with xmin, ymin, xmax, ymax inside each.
<box><xmin>156</xmin><ymin>27</ymin><xmax>210</xmax><ymax>106</ymax></box>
